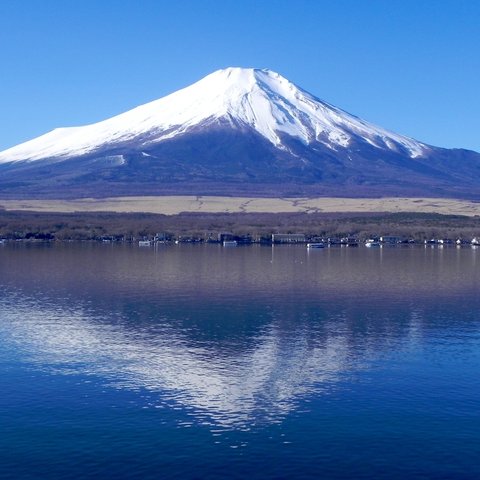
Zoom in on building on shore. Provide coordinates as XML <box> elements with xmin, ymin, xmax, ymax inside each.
<box><xmin>272</xmin><ymin>233</ymin><xmax>306</xmax><ymax>244</ymax></box>
<box><xmin>380</xmin><ymin>235</ymin><xmax>403</xmax><ymax>244</ymax></box>
<box><xmin>218</xmin><ymin>232</ymin><xmax>234</xmax><ymax>243</ymax></box>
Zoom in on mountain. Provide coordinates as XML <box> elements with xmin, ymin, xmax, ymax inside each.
<box><xmin>1</xmin><ymin>67</ymin><xmax>479</xmax><ymax>199</ymax></box>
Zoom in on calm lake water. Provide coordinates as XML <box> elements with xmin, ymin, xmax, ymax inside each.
<box><xmin>0</xmin><ymin>243</ymin><xmax>479</xmax><ymax>479</ymax></box>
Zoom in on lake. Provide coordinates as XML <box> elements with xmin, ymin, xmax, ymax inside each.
<box><xmin>0</xmin><ymin>243</ymin><xmax>479</xmax><ymax>479</ymax></box>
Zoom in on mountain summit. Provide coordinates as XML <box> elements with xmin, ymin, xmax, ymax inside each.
<box><xmin>0</xmin><ymin>67</ymin><xmax>427</xmax><ymax>162</ymax></box>
<box><xmin>0</xmin><ymin>67</ymin><xmax>479</xmax><ymax>198</ymax></box>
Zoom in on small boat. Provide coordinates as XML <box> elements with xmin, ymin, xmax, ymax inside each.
<box><xmin>307</xmin><ymin>242</ymin><xmax>325</xmax><ymax>249</ymax></box>
<box><xmin>223</xmin><ymin>240</ymin><xmax>238</xmax><ymax>247</ymax></box>
<box><xmin>472</xmin><ymin>237</ymin><xmax>480</xmax><ymax>246</ymax></box>
<box><xmin>365</xmin><ymin>240</ymin><xmax>380</xmax><ymax>247</ymax></box>
<box><xmin>138</xmin><ymin>240</ymin><xmax>151</xmax><ymax>246</ymax></box>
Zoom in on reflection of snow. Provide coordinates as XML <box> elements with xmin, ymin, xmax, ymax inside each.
<box><xmin>0</xmin><ymin>294</ymin><xmax>384</xmax><ymax>428</ymax></box>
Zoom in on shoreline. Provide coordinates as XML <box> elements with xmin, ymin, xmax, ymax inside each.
<box><xmin>0</xmin><ymin>209</ymin><xmax>478</xmax><ymax>244</ymax></box>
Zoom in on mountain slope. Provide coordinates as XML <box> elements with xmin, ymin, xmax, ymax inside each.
<box><xmin>0</xmin><ymin>67</ymin><xmax>479</xmax><ymax>199</ymax></box>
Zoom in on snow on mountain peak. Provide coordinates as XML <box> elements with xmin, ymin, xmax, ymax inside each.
<box><xmin>0</xmin><ymin>67</ymin><xmax>427</xmax><ymax>163</ymax></box>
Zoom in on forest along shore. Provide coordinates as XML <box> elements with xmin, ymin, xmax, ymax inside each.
<box><xmin>0</xmin><ymin>210</ymin><xmax>479</xmax><ymax>243</ymax></box>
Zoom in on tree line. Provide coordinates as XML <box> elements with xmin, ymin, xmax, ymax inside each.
<box><xmin>0</xmin><ymin>210</ymin><xmax>479</xmax><ymax>242</ymax></box>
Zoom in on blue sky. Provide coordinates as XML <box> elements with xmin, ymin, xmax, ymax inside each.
<box><xmin>1</xmin><ymin>0</ymin><xmax>479</xmax><ymax>151</ymax></box>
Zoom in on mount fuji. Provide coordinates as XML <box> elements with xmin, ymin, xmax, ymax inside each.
<box><xmin>1</xmin><ymin>67</ymin><xmax>479</xmax><ymax>199</ymax></box>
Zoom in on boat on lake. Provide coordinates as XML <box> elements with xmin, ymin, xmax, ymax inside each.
<box><xmin>223</xmin><ymin>240</ymin><xmax>238</xmax><ymax>247</ymax></box>
<box><xmin>307</xmin><ymin>242</ymin><xmax>325</xmax><ymax>249</ymax></box>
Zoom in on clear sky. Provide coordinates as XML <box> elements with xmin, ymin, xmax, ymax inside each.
<box><xmin>1</xmin><ymin>0</ymin><xmax>479</xmax><ymax>152</ymax></box>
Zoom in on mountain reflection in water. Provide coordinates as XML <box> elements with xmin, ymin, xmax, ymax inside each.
<box><xmin>1</xmin><ymin>243</ymin><xmax>479</xmax><ymax>429</ymax></box>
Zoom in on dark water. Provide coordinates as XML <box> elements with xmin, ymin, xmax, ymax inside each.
<box><xmin>0</xmin><ymin>243</ymin><xmax>479</xmax><ymax>479</ymax></box>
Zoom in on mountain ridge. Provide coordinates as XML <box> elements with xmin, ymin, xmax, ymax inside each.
<box><xmin>0</xmin><ymin>67</ymin><xmax>479</xmax><ymax>199</ymax></box>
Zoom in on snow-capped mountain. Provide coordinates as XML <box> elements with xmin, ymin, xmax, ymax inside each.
<box><xmin>0</xmin><ymin>67</ymin><xmax>479</xmax><ymax>198</ymax></box>
<box><xmin>0</xmin><ymin>68</ymin><xmax>427</xmax><ymax>163</ymax></box>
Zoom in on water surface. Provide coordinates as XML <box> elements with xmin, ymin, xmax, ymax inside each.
<box><xmin>0</xmin><ymin>243</ymin><xmax>479</xmax><ymax>479</ymax></box>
